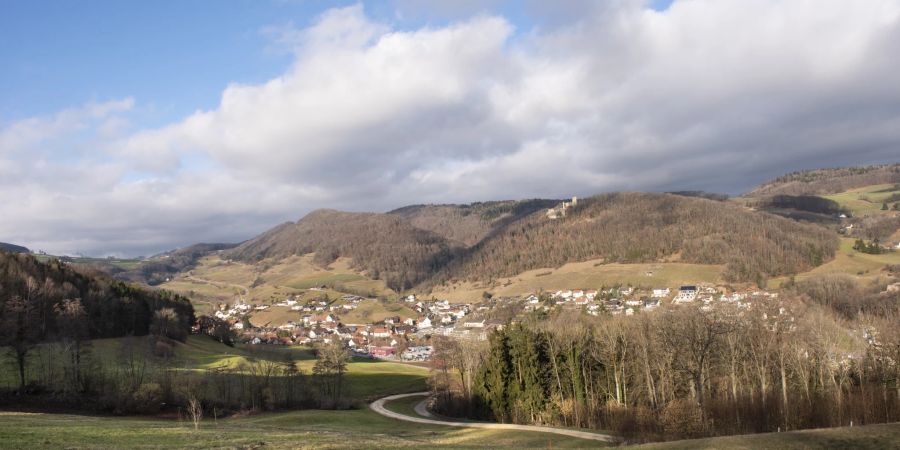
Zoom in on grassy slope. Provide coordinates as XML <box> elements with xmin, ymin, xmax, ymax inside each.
<box><xmin>629</xmin><ymin>422</ymin><xmax>900</xmax><ymax>450</ymax></box>
<box><xmin>427</xmin><ymin>259</ymin><xmax>724</xmax><ymax>302</ymax></box>
<box><xmin>383</xmin><ymin>394</ymin><xmax>427</xmax><ymax>418</ymax></box>
<box><xmin>822</xmin><ymin>184</ymin><xmax>900</xmax><ymax>217</ymax></box>
<box><xmin>0</xmin><ymin>409</ymin><xmax>600</xmax><ymax>449</ymax></box>
<box><xmin>159</xmin><ymin>255</ymin><xmax>405</xmax><ymax>324</ymax></box>
<box><xmin>1</xmin><ymin>339</ymin><xmax>592</xmax><ymax>449</ymax></box>
<box><xmin>1</xmin><ymin>336</ymin><xmax>427</xmax><ymax>400</ymax></box>
<box><xmin>768</xmin><ymin>238</ymin><xmax>899</xmax><ymax>289</ymax></box>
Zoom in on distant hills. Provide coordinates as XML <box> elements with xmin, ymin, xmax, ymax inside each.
<box><xmin>0</xmin><ymin>242</ymin><xmax>30</xmax><ymax>254</ymax></box>
<box><xmin>747</xmin><ymin>163</ymin><xmax>900</xmax><ymax>197</ymax></box>
<box><xmin>227</xmin><ymin>192</ymin><xmax>838</xmax><ymax>290</ymax></box>
<box><xmin>45</xmin><ymin>163</ymin><xmax>899</xmax><ymax>293</ymax></box>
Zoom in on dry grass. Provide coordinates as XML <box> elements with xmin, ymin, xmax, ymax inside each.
<box><xmin>427</xmin><ymin>260</ymin><xmax>723</xmax><ymax>302</ymax></box>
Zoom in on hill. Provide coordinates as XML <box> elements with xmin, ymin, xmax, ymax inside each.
<box><xmin>0</xmin><ymin>242</ymin><xmax>30</xmax><ymax>253</ymax></box>
<box><xmin>225</xmin><ymin>193</ymin><xmax>838</xmax><ymax>292</ymax></box>
<box><xmin>225</xmin><ymin>209</ymin><xmax>461</xmax><ymax>291</ymax></box>
<box><xmin>0</xmin><ymin>251</ymin><xmax>194</xmax><ymax>340</ymax></box>
<box><xmin>430</xmin><ymin>192</ymin><xmax>839</xmax><ymax>286</ymax></box>
<box><xmin>108</xmin><ymin>242</ymin><xmax>238</xmax><ymax>286</ymax></box>
<box><xmin>388</xmin><ymin>199</ymin><xmax>559</xmax><ymax>246</ymax></box>
<box><xmin>747</xmin><ymin>163</ymin><xmax>900</xmax><ymax>197</ymax></box>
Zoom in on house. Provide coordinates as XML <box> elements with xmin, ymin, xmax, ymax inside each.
<box><xmin>651</xmin><ymin>288</ymin><xmax>671</xmax><ymax>298</ymax></box>
<box><xmin>384</xmin><ymin>316</ymin><xmax>401</xmax><ymax>324</ymax></box>
<box><xmin>464</xmin><ymin>319</ymin><xmax>486</xmax><ymax>328</ymax></box>
<box><xmin>673</xmin><ymin>286</ymin><xmax>698</xmax><ymax>304</ymax></box>
<box><xmin>585</xmin><ymin>290</ymin><xmax>598</xmax><ymax>300</ymax></box>
<box><xmin>643</xmin><ymin>298</ymin><xmax>660</xmax><ymax>310</ymax></box>
<box><xmin>418</xmin><ymin>316</ymin><xmax>433</xmax><ymax>329</ymax></box>
<box><xmin>625</xmin><ymin>298</ymin><xmax>642</xmax><ymax>306</ymax></box>
<box><xmin>369</xmin><ymin>346</ymin><xmax>395</xmax><ymax>357</ymax></box>
<box><xmin>372</xmin><ymin>326</ymin><xmax>391</xmax><ymax>338</ymax></box>
<box><xmin>526</xmin><ymin>294</ymin><xmax>540</xmax><ymax>304</ymax></box>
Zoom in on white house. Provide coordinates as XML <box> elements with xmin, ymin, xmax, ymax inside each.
<box><xmin>464</xmin><ymin>319</ymin><xmax>486</xmax><ymax>328</ymax></box>
<box><xmin>673</xmin><ymin>286</ymin><xmax>698</xmax><ymax>304</ymax></box>
<box><xmin>652</xmin><ymin>288</ymin><xmax>671</xmax><ymax>298</ymax></box>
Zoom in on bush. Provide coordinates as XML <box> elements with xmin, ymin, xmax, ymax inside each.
<box><xmin>662</xmin><ymin>399</ymin><xmax>706</xmax><ymax>439</ymax></box>
<box><xmin>131</xmin><ymin>383</ymin><xmax>164</xmax><ymax>414</ymax></box>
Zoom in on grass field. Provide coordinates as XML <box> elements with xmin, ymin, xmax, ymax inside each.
<box><xmin>1</xmin><ymin>335</ymin><xmax>427</xmax><ymax>400</ymax></box>
<box><xmin>0</xmin><ymin>407</ymin><xmax>604</xmax><ymax>449</ymax></box>
<box><xmin>428</xmin><ymin>260</ymin><xmax>724</xmax><ymax>302</ymax></box>
<box><xmin>383</xmin><ymin>394</ymin><xmax>428</xmax><ymax>418</ymax></box>
<box><xmin>159</xmin><ymin>255</ymin><xmax>398</xmax><ymax>314</ymax></box>
<box><xmin>769</xmin><ymin>237</ymin><xmax>900</xmax><ymax>288</ymax></box>
<box><xmin>630</xmin><ymin>422</ymin><xmax>900</xmax><ymax>450</ymax></box>
<box><xmin>823</xmin><ymin>183</ymin><xmax>900</xmax><ymax>217</ymax></box>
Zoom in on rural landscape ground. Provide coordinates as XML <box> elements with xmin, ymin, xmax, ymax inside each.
<box><xmin>3</xmin><ymin>335</ymin><xmax>899</xmax><ymax>449</ymax></box>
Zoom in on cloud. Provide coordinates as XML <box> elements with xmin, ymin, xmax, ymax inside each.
<box><xmin>4</xmin><ymin>1</ymin><xmax>900</xmax><ymax>256</ymax></box>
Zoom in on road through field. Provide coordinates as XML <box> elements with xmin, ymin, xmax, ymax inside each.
<box><xmin>370</xmin><ymin>392</ymin><xmax>619</xmax><ymax>443</ymax></box>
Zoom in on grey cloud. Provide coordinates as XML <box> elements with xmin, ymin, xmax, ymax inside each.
<box><xmin>3</xmin><ymin>1</ymin><xmax>900</xmax><ymax>256</ymax></box>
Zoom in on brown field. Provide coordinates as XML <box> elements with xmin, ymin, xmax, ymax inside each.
<box><xmin>426</xmin><ymin>259</ymin><xmax>724</xmax><ymax>302</ymax></box>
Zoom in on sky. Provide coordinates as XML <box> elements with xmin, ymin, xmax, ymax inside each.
<box><xmin>2</xmin><ymin>0</ymin><xmax>899</xmax><ymax>257</ymax></box>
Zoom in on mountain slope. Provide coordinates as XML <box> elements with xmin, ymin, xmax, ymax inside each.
<box><xmin>387</xmin><ymin>199</ymin><xmax>559</xmax><ymax>246</ymax></box>
<box><xmin>430</xmin><ymin>192</ymin><xmax>839</xmax><ymax>286</ymax></box>
<box><xmin>748</xmin><ymin>163</ymin><xmax>900</xmax><ymax>197</ymax></box>
<box><xmin>0</xmin><ymin>242</ymin><xmax>30</xmax><ymax>254</ymax></box>
<box><xmin>226</xmin><ymin>209</ymin><xmax>461</xmax><ymax>291</ymax></box>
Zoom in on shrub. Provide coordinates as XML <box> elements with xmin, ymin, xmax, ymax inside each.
<box><xmin>662</xmin><ymin>398</ymin><xmax>706</xmax><ymax>439</ymax></box>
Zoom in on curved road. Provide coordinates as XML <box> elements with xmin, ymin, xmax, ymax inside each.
<box><xmin>370</xmin><ymin>392</ymin><xmax>618</xmax><ymax>444</ymax></box>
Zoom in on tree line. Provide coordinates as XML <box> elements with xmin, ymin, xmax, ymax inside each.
<box><xmin>431</xmin><ymin>276</ymin><xmax>899</xmax><ymax>443</ymax></box>
<box><xmin>0</xmin><ymin>252</ymin><xmax>195</xmax><ymax>391</ymax></box>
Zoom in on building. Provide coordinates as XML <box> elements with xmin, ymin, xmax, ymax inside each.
<box><xmin>673</xmin><ymin>285</ymin><xmax>698</xmax><ymax>304</ymax></box>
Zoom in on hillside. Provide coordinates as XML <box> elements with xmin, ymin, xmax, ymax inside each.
<box><xmin>430</xmin><ymin>192</ymin><xmax>839</xmax><ymax>286</ymax></box>
<box><xmin>0</xmin><ymin>242</ymin><xmax>30</xmax><ymax>253</ymax></box>
<box><xmin>388</xmin><ymin>199</ymin><xmax>559</xmax><ymax>246</ymax></box>
<box><xmin>226</xmin><ymin>209</ymin><xmax>461</xmax><ymax>291</ymax></box>
<box><xmin>0</xmin><ymin>251</ymin><xmax>194</xmax><ymax>340</ymax></box>
<box><xmin>747</xmin><ymin>163</ymin><xmax>900</xmax><ymax>197</ymax></box>
<box><xmin>224</xmin><ymin>193</ymin><xmax>838</xmax><ymax>292</ymax></box>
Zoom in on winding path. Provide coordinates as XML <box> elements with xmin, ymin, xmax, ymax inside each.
<box><xmin>370</xmin><ymin>392</ymin><xmax>619</xmax><ymax>444</ymax></box>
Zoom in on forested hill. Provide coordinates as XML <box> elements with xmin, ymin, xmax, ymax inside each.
<box><xmin>0</xmin><ymin>251</ymin><xmax>194</xmax><ymax>341</ymax></box>
<box><xmin>748</xmin><ymin>163</ymin><xmax>900</xmax><ymax>197</ymax></box>
<box><xmin>430</xmin><ymin>192</ymin><xmax>839</xmax><ymax>286</ymax></box>
<box><xmin>387</xmin><ymin>199</ymin><xmax>559</xmax><ymax>246</ymax></box>
<box><xmin>228</xmin><ymin>193</ymin><xmax>838</xmax><ymax>291</ymax></box>
<box><xmin>225</xmin><ymin>209</ymin><xmax>461</xmax><ymax>291</ymax></box>
<box><xmin>0</xmin><ymin>242</ymin><xmax>30</xmax><ymax>253</ymax></box>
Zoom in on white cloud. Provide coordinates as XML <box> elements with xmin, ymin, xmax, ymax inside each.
<box><xmin>4</xmin><ymin>1</ymin><xmax>900</xmax><ymax>255</ymax></box>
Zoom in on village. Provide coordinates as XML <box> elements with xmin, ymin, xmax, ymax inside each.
<box><xmin>197</xmin><ymin>281</ymin><xmax>795</xmax><ymax>362</ymax></box>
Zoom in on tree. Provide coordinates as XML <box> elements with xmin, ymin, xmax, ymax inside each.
<box><xmin>55</xmin><ymin>298</ymin><xmax>90</xmax><ymax>393</ymax></box>
<box><xmin>150</xmin><ymin>308</ymin><xmax>186</xmax><ymax>342</ymax></box>
<box><xmin>881</xmin><ymin>202</ymin><xmax>889</xmax><ymax>210</ymax></box>
<box><xmin>313</xmin><ymin>341</ymin><xmax>349</xmax><ymax>407</ymax></box>
<box><xmin>0</xmin><ymin>295</ymin><xmax>40</xmax><ymax>392</ymax></box>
